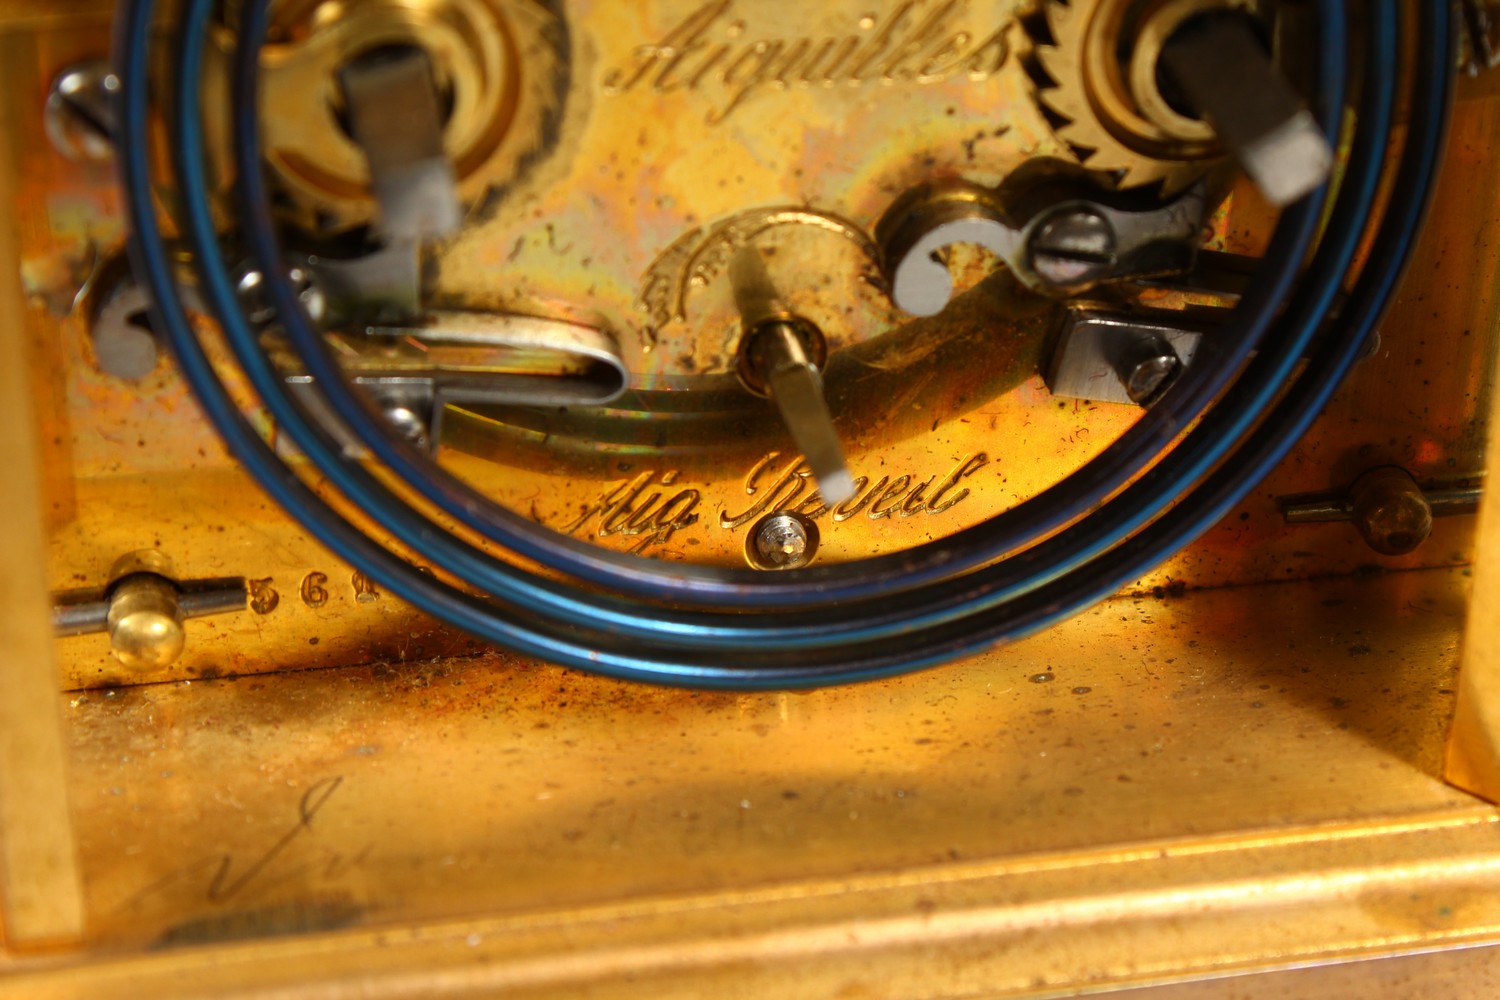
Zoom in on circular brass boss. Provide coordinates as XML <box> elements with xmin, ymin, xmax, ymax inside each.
<box><xmin>235</xmin><ymin>0</ymin><xmax>563</xmax><ymax>233</ymax></box>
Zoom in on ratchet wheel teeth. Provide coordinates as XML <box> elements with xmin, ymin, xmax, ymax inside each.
<box><xmin>1020</xmin><ymin>0</ymin><xmax>1237</xmax><ymax>193</ymax></box>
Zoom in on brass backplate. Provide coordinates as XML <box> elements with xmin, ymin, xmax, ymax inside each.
<box><xmin>7</xmin><ymin>1</ymin><xmax>1493</xmax><ymax>689</ymax></box>
<box><xmin>5</xmin><ymin>1</ymin><xmax>1500</xmax><ymax>997</ymax></box>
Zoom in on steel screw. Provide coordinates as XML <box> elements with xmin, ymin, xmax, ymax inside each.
<box><xmin>1108</xmin><ymin>330</ymin><xmax>1184</xmax><ymax>407</ymax></box>
<box><xmin>384</xmin><ymin>404</ymin><xmax>432</xmax><ymax>451</ymax></box>
<box><xmin>1121</xmin><ymin>354</ymin><xmax>1180</xmax><ymax>405</ymax></box>
<box><xmin>1027</xmin><ymin>209</ymin><xmax>1117</xmax><ymax>289</ymax></box>
<box><xmin>236</xmin><ymin>264</ymin><xmax>327</xmax><ymax>329</ymax></box>
<box><xmin>748</xmin><ymin>512</ymin><xmax>820</xmax><ymax>571</ymax></box>
<box><xmin>45</xmin><ymin>60</ymin><xmax>119</xmax><ymax>162</ymax></box>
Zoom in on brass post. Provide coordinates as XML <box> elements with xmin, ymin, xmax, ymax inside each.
<box><xmin>0</xmin><ymin>74</ymin><xmax>85</xmax><ymax>946</ymax></box>
<box><xmin>1446</xmin><ymin>358</ymin><xmax>1500</xmax><ymax>800</ymax></box>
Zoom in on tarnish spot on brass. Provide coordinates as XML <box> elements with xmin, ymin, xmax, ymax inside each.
<box><xmin>153</xmin><ymin>896</ymin><xmax>365</xmax><ymax>949</ymax></box>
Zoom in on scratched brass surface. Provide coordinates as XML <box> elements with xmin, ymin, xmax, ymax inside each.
<box><xmin>426</xmin><ymin>0</ymin><xmax>1057</xmax><ymax>379</ymax></box>
<box><xmin>4</xmin><ymin>567</ymin><xmax>1500</xmax><ymax>997</ymax></box>
<box><xmin>4</xmin><ymin>4</ymin><xmax>1492</xmax><ymax>688</ymax></box>
<box><xmin>7</xmin><ymin>2</ymin><xmax>1500</xmax><ymax>996</ymax></box>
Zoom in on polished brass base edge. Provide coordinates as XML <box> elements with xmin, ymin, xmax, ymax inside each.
<box><xmin>7</xmin><ymin>804</ymin><xmax>1500</xmax><ymax>999</ymax></box>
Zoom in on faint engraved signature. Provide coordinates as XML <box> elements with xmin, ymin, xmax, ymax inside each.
<box><xmin>114</xmin><ymin>776</ymin><xmax>371</xmax><ymax>913</ymax></box>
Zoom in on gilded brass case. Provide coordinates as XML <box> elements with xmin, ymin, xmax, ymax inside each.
<box><xmin>5</xmin><ymin>2</ymin><xmax>1500</xmax><ymax>998</ymax></box>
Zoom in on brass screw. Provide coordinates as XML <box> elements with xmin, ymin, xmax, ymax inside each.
<box><xmin>1350</xmin><ymin>467</ymin><xmax>1433</xmax><ymax>556</ymax></box>
<box><xmin>1027</xmin><ymin>208</ymin><xmax>1117</xmax><ymax>289</ymax></box>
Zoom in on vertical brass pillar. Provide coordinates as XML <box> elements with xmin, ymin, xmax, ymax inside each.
<box><xmin>0</xmin><ymin>78</ymin><xmax>85</xmax><ymax>947</ymax></box>
<box><xmin>1436</xmin><ymin>83</ymin><xmax>1500</xmax><ymax>803</ymax></box>
<box><xmin>1446</xmin><ymin>369</ymin><xmax>1500</xmax><ymax>798</ymax></box>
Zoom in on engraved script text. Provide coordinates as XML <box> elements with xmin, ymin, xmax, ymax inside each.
<box><xmin>720</xmin><ymin>451</ymin><xmax>988</xmax><ymax>528</ymax></box>
<box><xmin>565</xmin><ymin>454</ymin><xmax>988</xmax><ymax>551</ymax></box>
<box><xmin>604</xmin><ymin>1</ymin><xmax>1014</xmax><ymax>123</ymax></box>
<box><xmin>563</xmin><ymin>471</ymin><xmax>704</xmax><ymax>553</ymax></box>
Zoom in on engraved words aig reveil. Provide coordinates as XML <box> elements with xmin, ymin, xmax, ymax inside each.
<box><xmin>564</xmin><ymin>451</ymin><xmax>990</xmax><ymax>553</ymax></box>
<box><xmin>603</xmin><ymin>0</ymin><xmax>1015</xmax><ymax>123</ymax></box>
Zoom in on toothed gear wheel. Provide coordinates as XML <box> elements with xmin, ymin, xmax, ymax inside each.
<box><xmin>226</xmin><ymin>0</ymin><xmax>570</xmax><ymax>236</ymax></box>
<box><xmin>1025</xmin><ymin>0</ymin><xmax>1257</xmax><ymax>191</ymax></box>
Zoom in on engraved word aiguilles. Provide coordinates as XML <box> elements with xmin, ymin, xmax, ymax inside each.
<box><xmin>603</xmin><ymin>0</ymin><xmax>1014</xmax><ymax>124</ymax></box>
